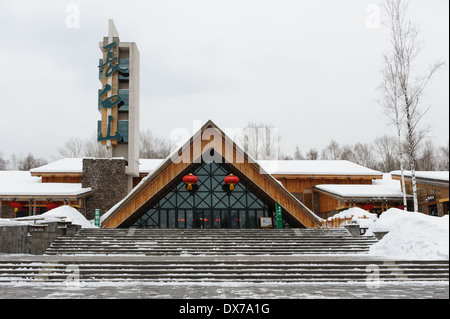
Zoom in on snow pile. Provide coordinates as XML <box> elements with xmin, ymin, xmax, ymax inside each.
<box><xmin>39</xmin><ymin>206</ymin><xmax>97</xmax><ymax>228</ymax></box>
<box><xmin>0</xmin><ymin>206</ymin><xmax>97</xmax><ymax>229</ymax></box>
<box><xmin>327</xmin><ymin>207</ymin><xmax>378</xmax><ymax>228</ymax></box>
<box><xmin>367</xmin><ymin>208</ymin><xmax>449</xmax><ymax>260</ymax></box>
<box><xmin>0</xmin><ymin>219</ymin><xmax>29</xmax><ymax>227</ymax></box>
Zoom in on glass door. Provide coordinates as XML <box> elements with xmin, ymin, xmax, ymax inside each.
<box><xmin>193</xmin><ymin>210</ymin><xmax>204</xmax><ymax>228</ymax></box>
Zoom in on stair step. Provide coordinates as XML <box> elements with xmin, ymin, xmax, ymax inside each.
<box><xmin>1</xmin><ymin>256</ymin><xmax>447</xmax><ymax>284</ymax></box>
<box><xmin>44</xmin><ymin>228</ymin><xmax>378</xmax><ymax>256</ymax></box>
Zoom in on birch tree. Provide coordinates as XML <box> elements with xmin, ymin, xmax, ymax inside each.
<box><xmin>379</xmin><ymin>54</ymin><xmax>408</xmax><ymax>209</ymax></box>
<box><xmin>383</xmin><ymin>0</ymin><xmax>444</xmax><ymax>212</ymax></box>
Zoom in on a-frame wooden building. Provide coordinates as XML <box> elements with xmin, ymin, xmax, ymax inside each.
<box><xmin>101</xmin><ymin>120</ymin><xmax>323</xmax><ymax>229</ymax></box>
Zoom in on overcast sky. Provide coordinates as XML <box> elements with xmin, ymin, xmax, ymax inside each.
<box><xmin>0</xmin><ymin>0</ymin><xmax>448</xmax><ymax>161</ymax></box>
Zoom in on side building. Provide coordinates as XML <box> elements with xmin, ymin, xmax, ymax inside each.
<box><xmin>391</xmin><ymin>171</ymin><xmax>449</xmax><ymax>216</ymax></box>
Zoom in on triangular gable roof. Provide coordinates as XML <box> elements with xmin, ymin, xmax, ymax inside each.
<box><xmin>101</xmin><ymin>120</ymin><xmax>323</xmax><ymax>228</ymax></box>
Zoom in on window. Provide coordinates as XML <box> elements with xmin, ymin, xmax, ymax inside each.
<box><xmin>131</xmin><ymin>161</ymin><xmax>273</xmax><ymax>228</ymax></box>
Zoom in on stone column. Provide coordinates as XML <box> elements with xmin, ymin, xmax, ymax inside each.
<box><xmin>82</xmin><ymin>158</ymin><xmax>129</xmax><ymax>221</ymax></box>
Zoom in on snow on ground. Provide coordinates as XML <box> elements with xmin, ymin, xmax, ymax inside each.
<box><xmin>0</xmin><ymin>219</ymin><xmax>29</xmax><ymax>227</ymax></box>
<box><xmin>0</xmin><ymin>206</ymin><xmax>97</xmax><ymax>229</ymax></box>
<box><xmin>367</xmin><ymin>208</ymin><xmax>449</xmax><ymax>260</ymax></box>
<box><xmin>326</xmin><ymin>206</ymin><xmax>449</xmax><ymax>260</ymax></box>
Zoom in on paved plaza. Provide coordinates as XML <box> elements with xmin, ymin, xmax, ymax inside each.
<box><xmin>0</xmin><ymin>281</ymin><xmax>448</xmax><ymax>299</ymax></box>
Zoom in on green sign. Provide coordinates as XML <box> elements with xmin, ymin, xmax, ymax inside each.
<box><xmin>98</xmin><ymin>40</ymin><xmax>128</xmax><ymax>144</ymax></box>
<box><xmin>95</xmin><ymin>209</ymin><xmax>101</xmax><ymax>227</ymax></box>
<box><xmin>98</xmin><ymin>115</ymin><xmax>122</xmax><ymax>142</ymax></box>
<box><xmin>275</xmin><ymin>203</ymin><xmax>283</xmax><ymax>229</ymax></box>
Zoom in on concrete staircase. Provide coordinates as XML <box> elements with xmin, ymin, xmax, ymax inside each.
<box><xmin>1</xmin><ymin>229</ymin><xmax>448</xmax><ymax>284</ymax></box>
<box><xmin>0</xmin><ymin>258</ymin><xmax>448</xmax><ymax>283</ymax></box>
<box><xmin>44</xmin><ymin>228</ymin><xmax>378</xmax><ymax>256</ymax></box>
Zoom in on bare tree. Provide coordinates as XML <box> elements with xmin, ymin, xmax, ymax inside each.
<box><xmin>384</xmin><ymin>0</ymin><xmax>444</xmax><ymax>212</ymax></box>
<box><xmin>437</xmin><ymin>142</ymin><xmax>449</xmax><ymax>171</ymax></box>
<box><xmin>354</xmin><ymin>142</ymin><xmax>377</xmax><ymax>169</ymax></box>
<box><xmin>140</xmin><ymin>128</ymin><xmax>173</xmax><ymax>159</ymax></box>
<box><xmin>0</xmin><ymin>152</ymin><xmax>6</xmax><ymax>170</ymax></box>
<box><xmin>7</xmin><ymin>154</ymin><xmax>19</xmax><ymax>171</ymax></box>
<box><xmin>58</xmin><ymin>137</ymin><xmax>85</xmax><ymax>158</ymax></box>
<box><xmin>306</xmin><ymin>148</ymin><xmax>319</xmax><ymax>160</ymax></box>
<box><xmin>293</xmin><ymin>145</ymin><xmax>305</xmax><ymax>160</ymax></box>
<box><xmin>240</xmin><ymin>122</ymin><xmax>280</xmax><ymax>160</ymax></box>
<box><xmin>321</xmin><ymin>139</ymin><xmax>341</xmax><ymax>160</ymax></box>
<box><xmin>373</xmin><ymin>135</ymin><xmax>400</xmax><ymax>173</ymax></box>
<box><xmin>17</xmin><ymin>153</ymin><xmax>47</xmax><ymax>171</ymax></box>
<box><xmin>280</xmin><ymin>154</ymin><xmax>293</xmax><ymax>160</ymax></box>
<box><xmin>416</xmin><ymin>140</ymin><xmax>437</xmax><ymax>171</ymax></box>
<box><xmin>340</xmin><ymin>145</ymin><xmax>356</xmax><ymax>162</ymax></box>
<box><xmin>84</xmin><ymin>133</ymin><xmax>109</xmax><ymax>158</ymax></box>
<box><xmin>58</xmin><ymin>134</ymin><xmax>108</xmax><ymax>158</ymax></box>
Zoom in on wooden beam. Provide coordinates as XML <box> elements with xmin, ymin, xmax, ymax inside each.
<box><xmin>271</xmin><ymin>174</ymin><xmax>383</xmax><ymax>180</ymax></box>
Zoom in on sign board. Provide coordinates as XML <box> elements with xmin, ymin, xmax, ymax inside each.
<box><xmin>95</xmin><ymin>209</ymin><xmax>101</xmax><ymax>227</ymax></box>
<box><xmin>275</xmin><ymin>203</ymin><xmax>283</xmax><ymax>229</ymax></box>
<box><xmin>98</xmin><ymin>21</ymin><xmax>129</xmax><ymax>148</ymax></box>
<box><xmin>425</xmin><ymin>195</ymin><xmax>436</xmax><ymax>203</ymax></box>
<box><xmin>260</xmin><ymin>217</ymin><xmax>273</xmax><ymax>228</ymax></box>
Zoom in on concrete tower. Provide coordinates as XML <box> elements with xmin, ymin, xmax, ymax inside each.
<box><xmin>97</xmin><ymin>19</ymin><xmax>140</xmax><ymax>191</ymax></box>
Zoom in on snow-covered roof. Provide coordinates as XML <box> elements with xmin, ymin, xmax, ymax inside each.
<box><xmin>315</xmin><ymin>184</ymin><xmax>409</xmax><ymax>199</ymax></box>
<box><xmin>0</xmin><ymin>171</ymin><xmax>91</xmax><ymax>198</ymax></box>
<box><xmin>258</xmin><ymin>160</ymin><xmax>383</xmax><ymax>176</ymax></box>
<box><xmin>30</xmin><ymin>158</ymin><xmax>165</xmax><ymax>175</ymax></box>
<box><xmin>0</xmin><ymin>171</ymin><xmax>41</xmax><ymax>184</ymax></box>
<box><xmin>30</xmin><ymin>158</ymin><xmax>383</xmax><ymax>177</ymax></box>
<box><xmin>314</xmin><ymin>173</ymin><xmax>409</xmax><ymax>199</ymax></box>
<box><xmin>0</xmin><ymin>183</ymin><xmax>91</xmax><ymax>197</ymax></box>
<box><xmin>391</xmin><ymin>170</ymin><xmax>449</xmax><ymax>182</ymax></box>
<box><xmin>30</xmin><ymin>158</ymin><xmax>83</xmax><ymax>174</ymax></box>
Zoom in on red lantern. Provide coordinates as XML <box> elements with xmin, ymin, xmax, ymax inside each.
<box><xmin>11</xmin><ymin>202</ymin><xmax>23</xmax><ymax>209</ymax></box>
<box><xmin>10</xmin><ymin>202</ymin><xmax>23</xmax><ymax>214</ymax></box>
<box><xmin>224</xmin><ymin>174</ymin><xmax>240</xmax><ymax>191</ymax></box>
<box><xmin>183</xmin><ymin>173</ymin><xmax>198</xmax><ymax>191</ymax></box>
<box><xmin>46</xmin><ymin>202</ymin><xmax>59</xmax><ymax>211</ymax></box>
<box><xmin>362</xmin><ymin>204</ymin><xmax>374</xmax><ymax>211</ymax></box>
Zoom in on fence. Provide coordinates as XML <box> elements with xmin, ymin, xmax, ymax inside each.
<box><xmin>322</xmin><ymin>216</ymin><xmax>374</xmax><ymax>229</ymax></box>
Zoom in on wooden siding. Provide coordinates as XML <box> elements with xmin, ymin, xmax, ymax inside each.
<box><xmin>318</xmin><ymin>192</ymin><xmax>340</xmax><ymax>214</ymax></box>
<box><xmin>41</xmin><ymin>175</ymin><xmax>82</xmax><ymax>184</ymax></box>
<box><xmin>277</xmin><ymin>177</ymin><xmax>373</xmax><ymax>194</ymax></box>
